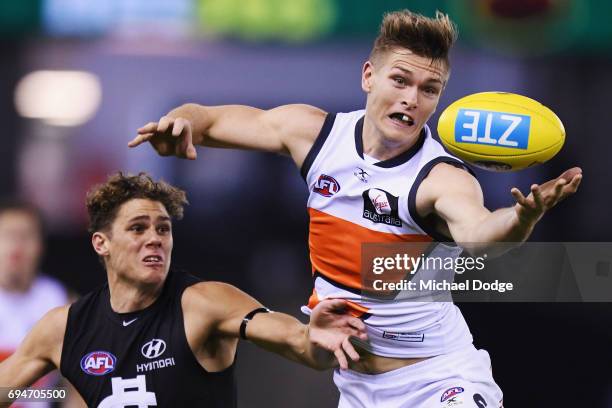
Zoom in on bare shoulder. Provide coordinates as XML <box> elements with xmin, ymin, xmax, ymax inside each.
<box><xmin>182</xmin><ymin>282</ymin><xmax>258</xmax><ymax>320</ymax></box>
<box><xmin>23</xmin><ymin>305</ymin><xmax>70</xmax><ymax>365</ymax></box>
<box><xmin>181</xmin><ymin>283</ymin><xmax>226</xmax><ymax>346</ymax></box>
<box><xmin>183</xmin><ymin>281</ymin><xmax>243</xmax><ymax>302</ymax></box>
<box><xmin>38</xmin><ymin>305</ymin><xmax>69</xmax><ymax>344</ymax></box>
<box><xmin>262</xmin><ymin>104</ymin><xmax>327</xmax><ymax>137</ymax></box>
<box><xmin>182</xmin><ymin>281</ymin><xmax>261</xmax><ymax>344</ymax></box>
<box><xmin>262</xmin><ymin>104</ymin><xmax>328</xmax><ymax>167</ymax></box>
<box><xmin>428</xmin><ymin>162</ymin><xmax>479</xmax><ymax>189</ymax></box>
<box><xmin>416</xmin><ymin>162</ymin><xmax>482</xmax><ymax>215</ymax></box>
<box><xmin>182</xmin><ymin>282</ymin><xmax>221</xmax><ymax>316</ymax></box>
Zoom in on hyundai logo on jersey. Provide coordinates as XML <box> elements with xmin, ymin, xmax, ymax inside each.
<box><xmin>141</xmin><ymin>339</ymin><xmax>167</xmax><ymax>359</ymax></box>
<box><xmin>80</xmin><ymin>351</ymin><xmax>116</xmax><ymax>375</ymax></box>
<box><xmin>362</xmin><ymin>188</ymin><xmax>402</xmax><ymax>227</ymax></box>
<box><xmin>313</xmin><ymin>174</ymin><xmax>340</xmax><ymax>197</ymax></box>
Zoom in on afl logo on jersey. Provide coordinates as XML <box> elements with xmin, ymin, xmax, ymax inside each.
<box><xmin>313</xmin><ymin>174</ymin><xmax>340</xmax><ymax>197</ymax></box>
<box><xmin>141</xmin><ymin>339</ymin><xmax>167</xmax><ymax>359</ymax></box>
<box><xmin>80</xmin><ymin>351</ymin><xmax>116</xmax><ymax>375</ymax></box>
<box><xmin>362</xmin><ymin>188</ymin><xmax>402</xmax><ymax>227</ymax></box>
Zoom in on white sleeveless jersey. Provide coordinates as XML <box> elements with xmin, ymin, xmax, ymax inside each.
<box><xmin>0</xmin><ymin>275</ymin><xmax>68</xmax><ymax>356</ymax></box>
<box><xmin>0</xmin><ymin>275</ymin><xmax>68</xmax><ymax>408</ymax></box>
<box><xmin>301</xmin><ymin>110</ymin><xmax>474</xmax><ymax>358</ymax></box>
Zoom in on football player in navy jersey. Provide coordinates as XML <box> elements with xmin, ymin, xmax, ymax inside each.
<box><xmin>0</xmin><ymin>173</ymin><xmax>366</xmax><ymax>407</ymax></box>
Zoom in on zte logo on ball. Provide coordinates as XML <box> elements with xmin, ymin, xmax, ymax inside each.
<box><xmin>313</xmin><ymin>174</ymin><xmax>340</xmax><ymax>197</ymax></box>
<box><xmin>455</xmin><ymin>109</ymin><xmax>530</xmax><ymax>149</ymax></box>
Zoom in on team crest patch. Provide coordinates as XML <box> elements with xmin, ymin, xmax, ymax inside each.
<box><xmin>362</xmin><ymin>188</ymin><xmax>402</xmax><ymax>227</ymax></box>
<box><xmin>80</xmin><ymin>351</ymin><xmax>116</xmax><ymax>376</ymax></box>
<box><xmin>441</xmin><ymin>387</ymin><xmax>465</xmax><ymax>402</ymax></box>
<box><xmin>313</xmin><ymin>174</ymin><xmax>340</xmax><ymax>197</ymax></box>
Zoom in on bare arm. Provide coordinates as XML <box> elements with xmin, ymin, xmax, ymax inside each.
<box><xmin>239</xmin><ymin>298</ymin><xmax>366</xmax><ymax>370</ymax></box>
<box><xmin>129</xmin><ymin>104</ymin><xmax>327</xmax><ymax>168</ymax></box>
<box><xmin>417</xmin><ymin>163</ymin><xmax>582</xmax><ymax>255</ymax></box>
<box><xmin>0</xmin><ymin>306</ymin><xmax>68</xmax><ymax>408</ymax></box>
<box><xmin>185</xmin><ymin>282</ymin><xmax>365</xmax><ymax>370</ymax></box>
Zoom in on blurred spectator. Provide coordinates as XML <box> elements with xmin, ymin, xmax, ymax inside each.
<box><xmin>0</xmin><ymin>199</ymin><xmax>68</xmax><ymax>407</ymax></box>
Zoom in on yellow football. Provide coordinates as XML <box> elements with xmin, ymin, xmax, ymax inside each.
<box><xmin>437</xmin><ymin>92</ymin><xmax>565</xmax><ymax>171</ymax></box>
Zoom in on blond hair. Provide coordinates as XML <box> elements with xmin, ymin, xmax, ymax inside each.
<box><xmin>370</xmin><ymin>10</ymin><xmax>458</xmax><ymax>68</ymax></box>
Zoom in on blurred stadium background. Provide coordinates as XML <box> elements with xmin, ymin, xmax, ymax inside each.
<box><xmin>1</xmin><ymin>0</ymin><xmax>611</xmax><ymax>406</ymax></box>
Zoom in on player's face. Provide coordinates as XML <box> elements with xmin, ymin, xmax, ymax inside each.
<box><xmin>0</xmin><ymin>210</ymin><xmax>42</xmax><ymax>291</ymax></box>
<box><xmin>103</xmin><ymin>199</ymin><xmax>173</xmax><ymax>286</ymax></box>
<box><xmin>362</xmin><ymin>47</ymin><xmax>448</xmax><ymax>145</ymax></box>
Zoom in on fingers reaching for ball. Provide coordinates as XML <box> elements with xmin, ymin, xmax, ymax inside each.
<box><xmin>511</xmin><ymin>167</ymin><xmax>582</xmax><ymax>224</ymax></box>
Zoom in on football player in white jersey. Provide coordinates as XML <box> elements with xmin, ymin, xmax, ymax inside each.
<box><xmin>0</xmin><ymin>200</ymin><xmax>75</xmax><ymax>408</ymax></box>
<box><xmin>129</xmin><ymin>10</ymin><xmax>582</xmax><ymax>407</ymax></box>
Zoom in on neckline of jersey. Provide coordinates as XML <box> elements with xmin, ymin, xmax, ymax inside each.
<box><xmin>354</xmin><ymin>115</ymin><xmax>426</xmax><ymax>168</ymax></box>
<box><xmin>103</xmin><ymin>270</ymin><xmax>174</xmax><ymax>325</ymax></box>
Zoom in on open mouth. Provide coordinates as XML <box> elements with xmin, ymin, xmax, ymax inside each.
<box><xmin>388</xmin><ymin>112</ymin><xmax>415</xmax><ymax>126</ymax></box>
<box><xmin>142</xmin><ymin>255</ymin><xmax>163</xmax><ymax>266</ymax></box>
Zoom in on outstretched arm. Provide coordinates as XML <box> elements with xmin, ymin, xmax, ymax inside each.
<box><xmin>306</xmin><ymin>299</ymin><xmax>368</xmax><ymax>370</ymax></box>
<box><xmin>128</xmin><ymin>103</ymin><xmax>326</xmax><ymax>168</ymax></box>
<box><xmin>0</xmin><ymin>306</ymin><xmax>68</xmax><ymax>408</ymax></box>
<box><xmin>417</xmin><ymin>163</ymin><xmax>582</xmax><ymax>255</ymax></box>
<box><xmin>185</xmin><ymin>282</ymin><xmax>366</xmax><ymax>370</ymax></box>
<box><xmin>239</xmin><ymin>299</ymin><xmax>366</xmax><ymax>370</ymax></box>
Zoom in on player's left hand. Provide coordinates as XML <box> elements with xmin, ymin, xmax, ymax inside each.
<box><xmin>309</xmin><ymin>299</ymin><xmax>368</xmax><ymax>370</ymax></box>
<box><xmin>129</xmin><ymin>116</ymin><xmax>198</xmax><ymax>160</ymax></box>
<box><xmin>511</xmin><ymin>166</ymin><xmax>582</xmax><ymax>225</ymax></box>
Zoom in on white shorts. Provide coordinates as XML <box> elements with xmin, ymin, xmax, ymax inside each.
<box><xmin>333</xmin><ymin>346</ymin><xmax>503</xmax><ymax>408</ymax></box>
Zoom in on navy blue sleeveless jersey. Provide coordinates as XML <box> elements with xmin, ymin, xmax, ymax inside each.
<box><xmin>60</xmin><ymin>270</ymin><xmax>237</xmax><ymax>407</ymax></box>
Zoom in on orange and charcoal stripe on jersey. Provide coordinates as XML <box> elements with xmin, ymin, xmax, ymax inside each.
<box><xmin>306</xmin><ymin>289</ymin><xmax>372</xmax><ymax>318</ymax></box>
<box><xmin>308</xmin><ymin>208</ymin><xmax>433</xmax><ymax>290</ymax></box>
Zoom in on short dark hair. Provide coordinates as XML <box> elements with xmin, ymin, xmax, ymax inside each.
<box><xmin>86</xmin><ymin>172</ymin><xmax>188</xmax><ymax>233</ymax></box>
<box><xmin>370</xmin><ymin>10</ymin><xmax>458</xmax><ymax>69</ymax></box>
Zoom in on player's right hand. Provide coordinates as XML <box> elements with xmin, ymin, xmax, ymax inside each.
<box><xmin>129</xmin><ymin>116</ymin><xmax>198</xmax><ymax>160</ymax></box>
<box><xmin>510</xmin><ymin>166</ymin><xmax>582</xmax><ymax>226</ymax></box>
<box><xmin>309</xmin><ymin>299</ymin><xmax>368</xmax><ymax>370</ymax></box>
